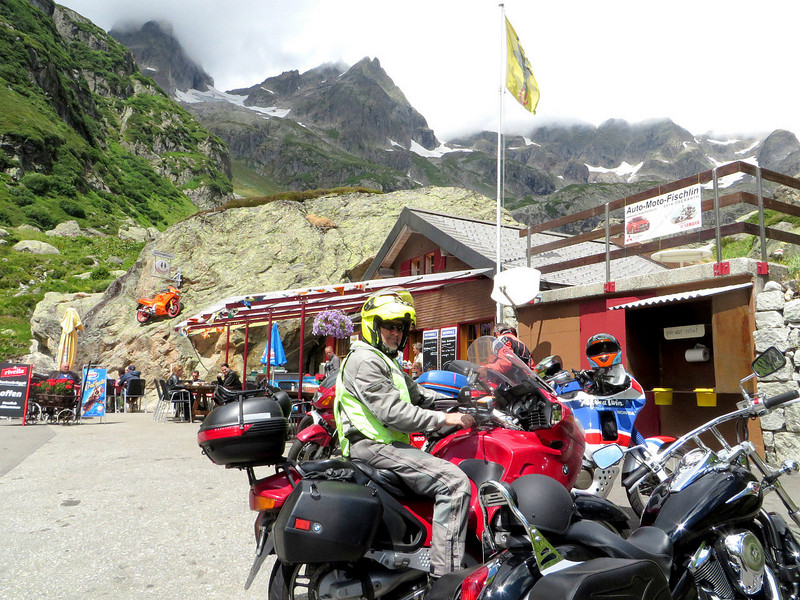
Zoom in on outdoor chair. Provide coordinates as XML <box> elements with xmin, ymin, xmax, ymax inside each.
<box><xmin>123</xmin><ymin>378</ymin><xmax>146</xmax><ymax>413</ymax></box>
<box><xmin>152</xmin><ymin>379</ymin><xmax>170</xmax><ymax>423</ymax></box>
<box><xmin>154</xmin><ymin>379</ymin><xmax>192</xmax><ymax>423</ymax></box>
<box><xmin>105</xmin><ymin>379</ymin><xmax>118</xmax><ymax>413</ymax></box>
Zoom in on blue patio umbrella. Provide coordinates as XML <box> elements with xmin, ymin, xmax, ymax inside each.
<box><xmin>261</xmin><ymin>323</ymin><xmax>287</xmax><ymax>366</ymax></box>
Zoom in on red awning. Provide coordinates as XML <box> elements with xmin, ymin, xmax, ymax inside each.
<box><xmin>175</xmin><ymin>268</ymin><xmax>491</xmax><ymax>335</ymax></box>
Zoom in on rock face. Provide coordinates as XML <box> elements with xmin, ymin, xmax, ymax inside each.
<box><xmin>0</xmin><ymin>0</ymin><xmax>232</xmax><ymax>232</ymax></box>
<box><xmin>109</xmin><ymin>21</ymin><xmax>214</xmax><ymax>95</ymax></box>
<box><xmin>28</xmin><ymin>187</ymin><xmax>509</xmax><ymax>390</ymax></box>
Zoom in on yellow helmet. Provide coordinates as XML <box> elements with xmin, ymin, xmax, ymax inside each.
<box><xmin>361</xmin><ymin>289</ymin><xmax>416</xmax><ymax>356</ymax></box>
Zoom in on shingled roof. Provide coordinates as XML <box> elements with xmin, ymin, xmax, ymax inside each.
<box><xmin>363</xmin><ymin>207</ymin><xmax>666</xmax><ymax>288</ymax></box>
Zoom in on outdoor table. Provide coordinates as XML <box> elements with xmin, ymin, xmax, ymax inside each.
<box><xmin>185</xmin><ymin>383</ymin><xmax>216</xmax><ymax>421</ymax></box>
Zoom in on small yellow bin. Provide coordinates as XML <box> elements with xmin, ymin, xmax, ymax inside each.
<box><xmin>695</xmin><ymin>388</ymin><xmax>716</xmax><ymax>407</ymax></box>
<box><xmin>652</xmin><ymin>388</ymin><xmax>673</xmax><ymax>406</ymax></box>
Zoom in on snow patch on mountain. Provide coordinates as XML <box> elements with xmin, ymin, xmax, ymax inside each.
<box><xmin>175</xmin><ymin>87</ymin><xmax>291</xmax><ymax>118</ymax></box>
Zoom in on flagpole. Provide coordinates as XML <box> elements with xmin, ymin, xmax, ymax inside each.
<box><xmin>495</xmin><ymin>3</ymin><xmax>505</xmax><ymax>324</ymax></box>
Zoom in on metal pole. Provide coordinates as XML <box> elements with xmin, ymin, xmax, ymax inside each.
<box><xmin>495</xmin><ymin>3</ymin><xmax>506</xmax><ymax>323</ymax></box>
<box><xmin>242</xmin><ymin>322</ymin><xmax>249</xmax><ymax>391</ymax></box>
<box><xmin>266</xmin><ymin>310</ymin><xmax>273</xmax><ymax>382</ymax></box>
<box><xmin>605</xmin><ymin>203</ymin><xmax>610</xmax><ymax>283</ymax></box>
<box><xmin>757</xmin><ymin>167</ymin><xmax>767</xmax><ymax>262</ymax></box>
<box><xmin>713</xmin><ymin>167</ymin><xmax>722</xmax><ymax>263</ymax></box>
<box><xmin>225</xmin><ymin>325</ymin><xmax>230</xmax><ymax>364</ymax></box>
<box><xmin>527</xmin><ymin>229</ymin><xmax>531</xmax><ymax>268</ymax></box>
<box><xmin>298</xmin><ymin>300</ymin><xmax>306</xmax><ymax>401</ymax></box>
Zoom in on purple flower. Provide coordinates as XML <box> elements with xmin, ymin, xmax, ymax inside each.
<box><xmin>312</xmin><ymin>310</ymin><xmax>354</xmax><ymax>339</ymax></box>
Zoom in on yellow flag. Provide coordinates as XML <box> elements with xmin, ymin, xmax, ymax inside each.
<box><xmin>505</xmin><ymin>17</ymin><xmax>539</xmax><ymax>114</ymax></box>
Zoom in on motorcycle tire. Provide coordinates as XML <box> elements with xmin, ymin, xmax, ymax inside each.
<box><xmin>294</xmin><ymin>415</ymin><xmax>313</xmax><ymax>437</ymax></box>
<box><xmin>287</xmin><ymin>438</ymin><xmax>332</xmax><ymax>462</ymax></box>
<box><xmin>136</xmin><ymin>308</ymin><xmax>150</xmax><ymax>324</ymax></box>
<box><xmin>625</xmin><ymin>442</ymin><xmax>688</xmax><ymax>517</ymax></box>
<box><xmin>269</xmin><ymin>561</ymin><xmax>424</xmax><ymax>600</ymax></box>
<box><xmin>166</xmin><ymin>299</ymin><xmax>181</xmax><ymax>318</ymax></box>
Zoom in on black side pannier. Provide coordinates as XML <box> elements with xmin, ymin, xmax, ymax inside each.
<box><xmin>273</xmin><ymin>479</ymin><xmax>382</xmax><ymax>564</ymax></box>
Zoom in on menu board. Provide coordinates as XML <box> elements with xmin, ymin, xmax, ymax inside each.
<box><xmin>439</xmin><ymin>326</ymin><xmax>457</xmax><ymax>369</ymax></box>
<box><xmin>422</xmin><ymin>329</ymin><xmax>439</xmax><ymax>372</ymax></box>
<box><xmin>0</xmin><ymin>363</ymin><xmax>32</xmax><ymax>421</ymax></box>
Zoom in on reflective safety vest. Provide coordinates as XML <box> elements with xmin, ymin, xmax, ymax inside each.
<box><xmin>334</xmin><ymin>341</ymin><xmax>411</xmax><ymax>457</ymax></box>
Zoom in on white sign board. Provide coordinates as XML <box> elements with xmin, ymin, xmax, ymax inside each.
<box><xmin>664</xmin><ymin>324</ymin><xmax>705</xmax><ymax>340</ymax></box>
<box><xmin>624</xmin><ymin>184</ymin><xmax>702</xmax><ymax>245</ymax></box>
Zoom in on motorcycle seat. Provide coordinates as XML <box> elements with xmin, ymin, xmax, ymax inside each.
<box><xmin>563</xmin><ymin>520</ymin><xmax>673</xmax><ymax>577</ymax></box>
<box><xmin>298</xmin><ymin>458</ymin><xmax>426</xmax><ymax>501</ymax></box>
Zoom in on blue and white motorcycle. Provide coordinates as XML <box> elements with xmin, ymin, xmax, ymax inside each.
<box><xmin>536</xmin><ymin>355</ymin><xmax>684</xmax><ymax>515</ymax></box>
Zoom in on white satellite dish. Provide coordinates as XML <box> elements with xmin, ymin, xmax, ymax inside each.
<box><xmin>491</xmin><ymin>267</ymin><xmax>541</xmax><ymax>306</ymax></box>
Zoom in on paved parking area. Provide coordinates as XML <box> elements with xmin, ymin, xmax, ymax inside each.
<box><xmin>0</xmin><ymin>413</ymin><xmax>274</xmax><ymax>600</ymax></box>
<box><xmin>1</xmin><ymin>412</ymin><xmax>798</xmax><ymax>600</ymax></box>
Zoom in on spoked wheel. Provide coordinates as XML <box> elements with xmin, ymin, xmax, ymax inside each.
<box><xmin>166</xmin><ymin>299</ymin><xmax>181</xmax><ymax>318</ymax></box>
<box><xmin>26</xmin><ymin>402</ymin><xmax>42</xmax><ymax>423</ymax></box>
<box><xmin>625</xmin><ymin>442</ymin><xmax>688</xmax><ymax>516</ymax></box>
<box><xmin>57</xmin><ymin>409</ymin><xmax>75</xmax><ymax>425</ymax></box>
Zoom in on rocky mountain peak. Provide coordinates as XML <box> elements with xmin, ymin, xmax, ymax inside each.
<box><xmin>109</xmin><ymin>20</ymin><xmax>214</xmax><ymax>95</ymax></box>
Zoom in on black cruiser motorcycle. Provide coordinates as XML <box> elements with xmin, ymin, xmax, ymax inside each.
<box><xmin>457</xmin><ymin>346</ymin><xmax>800</xmax><ymax>600</ymax></box>
<box><xmin>587</xmin><ymin>345</ymin><xmax>800</xmax><ymax>600</ymax></box>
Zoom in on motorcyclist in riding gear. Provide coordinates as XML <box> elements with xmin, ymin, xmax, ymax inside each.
<box><xmin>582</xmin><ymin>333</ymin><xmax>631</xmax><ymax>396</ymax></box>
<box><xmin>493</xmin><ymin>323</ymin><xmax>533</xmax><ymax>368</ymax></box>
<box><xmin>334</xmin><ymin>289</ymin><xmax>475</xmax><ymax>579</ymax></box>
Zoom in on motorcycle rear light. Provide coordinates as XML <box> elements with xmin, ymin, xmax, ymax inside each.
<box><xmin>197</xmin><ymin>423</ymin><xmax>253</xmax><ymax>442</ymax></box>
<box><xmin>461</xmin><ymin>565</ymin><xmax>489</xmax><ymax>600</ymax></box>
<box><xmin>251</xmin><ymin>496</ymin><xmax>277</xmax><ymax>511</ymax></box>
<box><xmin>294</xmin><ymin>518</ymin><xmax>311</xmax><ymax>530</ymax></box>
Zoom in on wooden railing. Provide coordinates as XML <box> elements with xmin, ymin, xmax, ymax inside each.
<box><xmin>519</xmin><ymin>161</ymin><xmax>800</xmax><ymax>278</ymax></box>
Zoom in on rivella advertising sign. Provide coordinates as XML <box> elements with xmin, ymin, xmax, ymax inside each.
<box><xmin>624</xmin><ymin>184</ymin><xmax>702</xmax><ymax>245</ymax></box>
<box><xmin>0</xmin><ymin>363</ymin><xmax>32</xmax><ymax>421</ymax></box>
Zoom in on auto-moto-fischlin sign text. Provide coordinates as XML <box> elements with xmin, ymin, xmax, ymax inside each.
<box><xmin>624</xmin><ymin>184</ymin><xmax>702</xmax><ymax>245</ymax></box>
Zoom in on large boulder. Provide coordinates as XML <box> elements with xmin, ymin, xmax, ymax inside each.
<box><xmin>56</xmin><ymin>187</ymin><xmax>508</xmax><ymax>388</ymax></box>
<box><xmin>12</xmin><ymin>240</ymin><xmax>60</xmax><ymax>255</ymax></box>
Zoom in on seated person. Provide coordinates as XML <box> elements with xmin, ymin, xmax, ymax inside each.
<box><xmin>116</xmin><ymin>365</ymin><xmax>141</xmax><ymax>390</ymax></box>
<box><xmin>167</xmin><ymin>364</ymin><xmax>186</xmax><ymax>390</ymax></box>
<box><xmin>213</xmin><ymin>363</ymin><xmax>242</xmax><ymax>405</ymax></box>
<box><xmin>189</xmin><ymin>370</ymin><xmax>202</xmax><ymax>384</ymax></box>
<box><xmin>49</xmin><ymin>362</ymin><xmax>80</xmax><ymax>384</ymax></box>
<box><xmin>167</xmin><ymin>364</ymin><xmax>191</xmax><ymax>420</ymax></box>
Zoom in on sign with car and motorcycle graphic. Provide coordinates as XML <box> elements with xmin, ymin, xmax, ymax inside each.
<box><xmin>624</xmin><ymin>184</ymin><xmax>702</xmax><ymax>245</ymax></box>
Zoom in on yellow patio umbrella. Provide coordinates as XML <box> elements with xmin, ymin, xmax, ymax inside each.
<box><xmin>56</xmin><ymin>308</ymin><xmax>83</xmax><ymax>370</ymax></box>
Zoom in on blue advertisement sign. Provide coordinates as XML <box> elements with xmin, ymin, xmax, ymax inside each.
<box><xmin>81</xmin><ymin>367</ymin><xmax>107</xmax><ymax>418</ymax></box>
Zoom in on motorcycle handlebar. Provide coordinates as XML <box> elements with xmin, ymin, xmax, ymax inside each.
<box><xmin>622</xmin><ymin>462</ymin><xmax>651</xmax><ymax>489</ymax></box>
<box><xmin>763</xmin><ymin>389</ymin><xmax>800</xmax><ymax>409</ymax></box>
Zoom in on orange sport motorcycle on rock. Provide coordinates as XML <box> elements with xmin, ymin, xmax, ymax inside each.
<box><xmin>136</xmin><ymin>285</ymin><xmax>182</xmax><ymax>324</ymax></box>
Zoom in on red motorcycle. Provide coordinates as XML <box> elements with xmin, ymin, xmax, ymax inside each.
<box><xmin>287</xmin><ymin>371</ymin><xmax>337</xmax><ymax>461</ymax></box>
<box><xmin>135</xmin><ymin>285</ymin><xmax>182</xmax><ymax>324</ymax></box>
<box><xmin>197</xmin><ymin>337</ymin><xmax>619</xmax><ymax>596</ymax></box>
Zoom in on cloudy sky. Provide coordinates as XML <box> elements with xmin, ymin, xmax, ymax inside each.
<box><xmin>58</xmin><ymin>0</ymin><xmax>800</xmax><ymax>142</ymax></box>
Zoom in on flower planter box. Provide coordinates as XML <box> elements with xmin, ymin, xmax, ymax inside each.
<box><xmin>36</xmin><ymin>394</ymin><xmax>77</xmax><ymax>409</ymax></box>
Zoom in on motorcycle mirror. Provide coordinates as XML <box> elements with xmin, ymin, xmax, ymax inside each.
<box><xmin>592</xmin><ymin>444</ymin><xmax>624</xmax><ymax>469</ymax></box>
<box><xmin>752</xmin><ymin>346</ymin><xmax>786</xmax><ymax>378</ymax></box>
